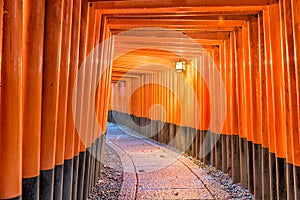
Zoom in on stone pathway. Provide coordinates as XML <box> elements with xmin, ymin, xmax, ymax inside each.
<box><xmin>106</xmin><ymin>123</ymin><xmax>231</xmax><ymax>200</ymax></box>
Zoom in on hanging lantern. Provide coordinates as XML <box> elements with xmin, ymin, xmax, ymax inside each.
<box><xmin>174</xmin><ymin>60</ymin><xmax>186</xmax><ymax>72</ymax></box>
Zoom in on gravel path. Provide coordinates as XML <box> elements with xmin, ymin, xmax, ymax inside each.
<box><xmin>192</xmin><ymin>159</ymin><xmax>254</xmax><ymax>199</ymax></box>
<box><xmin>89</xmin><ymin>123</ymin><xmax>254</xmax><ymax>199</ymax></box>
<box><xmin>89</xmin><ymin>145</ymin><xmax>123</xmax><ymax>200</ymax></box>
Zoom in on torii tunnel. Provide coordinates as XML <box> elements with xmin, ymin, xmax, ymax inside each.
<box><xmin>0</xmin><ymin>0</ymin><xmax>299</xmax><ymax>199</ymax></box>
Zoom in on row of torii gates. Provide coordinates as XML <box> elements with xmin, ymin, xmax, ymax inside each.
<box><xmin>0</xmin><ymin>0</ymin><xmax>299</xmax><ymax>199</ymax></box>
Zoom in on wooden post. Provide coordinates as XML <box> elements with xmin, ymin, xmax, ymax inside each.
<box><xmin>262</xmin><ymin>8</ymin><xmax>271</xmax><ymax>200</ymax></box>
<box><xmin>249</xmin><ymin>14</ymin><xmax>263</xmax><ymax>200</ymax></box>
<box><xmin>54</xmin><ymin>0</ymin><xmax>73</xmax><ymax>199</ymax></box>
<box><xmin>269</xmin><ymin>3</ymin><xmax>287</xmax><ymax>200</ymax></box>
<box><xmin>40</xmin><ymin>0</ymin><xmax>64</xmax><ymax>198</ymax></box>
<box><xmin>63</xmin><ymin>0</ymin><xmax>82</xmax><ymax>199</ymax></box>
<box><xmin>22</xmin><ymin>0</ymin><xmax>45</xmax><ymax>199</ymax></box>
<box><xmin>0</xmin><ymin>0</ymin><xmax>23</xmax><ymax>199</ymax></box>
<box><xmin>232</xmin><ymin>29</ymin><xmax>241</xmax><ymax>184</ymax></box>
<box><xmin>76</xmin><ymin>0</ymin><xmax>89</xmax><ymax>198</ymax></box>
<box><xmin>265</xmin><ymin>5</ymin><xmax>279</xmax><ymax>199</ymax></box>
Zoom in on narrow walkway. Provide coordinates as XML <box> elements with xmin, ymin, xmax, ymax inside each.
<box><xmin>106</xmin><ymin>123</ymin><xmax>231</xmax><ymax>200</ymax></box>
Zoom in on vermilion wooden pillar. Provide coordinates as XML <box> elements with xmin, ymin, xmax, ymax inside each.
<box><xmin>269</xmin><ymin>3</ymin><xmax>288</xmax><ymax>200</ymax></box>
<box><xmin>203</xmin><ymin>53</ymin><xmax>211</xmax><ymax>165</ymax></box>
<box><xmin>85</xmin><ymin>5</ymin><xmax>99</xmax><ymax>196</ymax></box>
<box><xmin>76</xmin><ymin>0</ymin><xmax>89</xmax><ymax>198</ymax></box>
<box><xmin>221</xmin><ymin>40</ymin><xmax>230</xmax><ymax>173</ymax></box>
<box><xmin>227</xmin><ymin>31</ymin><xmax>236</xmax><ymax>176</ymax></box>
<box><xmin>100</xmin><ymin>16</ymin><xmax>113</xmax><ymax>134</ymax></box>
<box><xmin>0</xmin><ymin>4</ymin><xmax>2</xmax><ymax>188</ymax></box>
<box><xmin>249</xmin><ymin>14</ymin><xmax>263</xmax><ymax>200</ymax></box>
<box><xmin>40</xmin><ymin>0</ymin><xmax>64</xmax><ymax>198</ymax></box>
<box><xmin>103</xmin><ymin>35</ymin><xmax>114</xmax><ymax>134</ymax></box>
<box><xmin>91</xmin><ymin>10</ymin><xmax>101</xmax><ymax>192</ymax></box>
<box><xmin>64</xmin><ymin>0</ymin><xmax>82</xmax><ymax>199</ymax></box>
<box><xmin>198</xmin><ymin>55</ymin><xmax>204</xmax><ymax>162</ymax></box>
<box><xmin>219</xmin><ymin>43</ymin><xmax>226</xmax><ymax>169</ymax></box>
<box><xmin>290</xmin><ymin>0</ymin><xmax>300</xmax><ymax>198</ymax></box>
<box><xmin>0</xmin><ymin>0</ymin><xmax>23</xmax><ymax>199</ymax></box>
<box><xmin>265</xmin><ymin>5</ymin><xmax>278</xmax><ymax>199</ymax></box>
<box><xmin>54</xmin><ymin>0</ymin><xmax>73</xmax><ymax>199</ymax></box>
<box><xmin>0</xmin><ymin>0</ymin><xmax>2</xmax><ymax>64</ymax></box>
<box><xmin>280</xmin><ymin>0</ymin><xmax>300</xmax><ymax>199</ymax></box>
<box><xmin>261</xmin><ymin>8</ymin><xmax>271</xmax><ymax>200</ymax></box>
<box><xmin>212</xmin><ymin>45</ymin><xmax>222</xmax><ymax>170</ymax></box>
<box><xmin>22</xmin><ymin>0</ymin><xmax>45</xmax><ymax>199</ymax></box>
<box><xmin>227</xmin><ymin>37</ymin><xmax>234</xmax><ymax>172</ymax></box>
<box><xmin>96</xmin><ymin>14</ymin><xmax>105</xmax><ymax>133</ymax></box>
<box><xmin>82</xmin><ymin>4</ymin><xmax>96</xmax><ymax>198</ymax></box>
<box><xmin>231</xmin><ymin>29</ymin><xmax>241</xmax><ymax>184</ymax></box>
<box><xmin>278</xmin><ymin>7</ymin><xmax>294</xmax><ymax>198</ymax></box>
<box><xmin>235</xmin><ymin>27</ymin><xmax>248</xmax><ymax>187</ymax></box>
<box><xmin>194</xmin><ymin>61</ymin><xmax>201</xmax><ymax>159</ymax></box>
